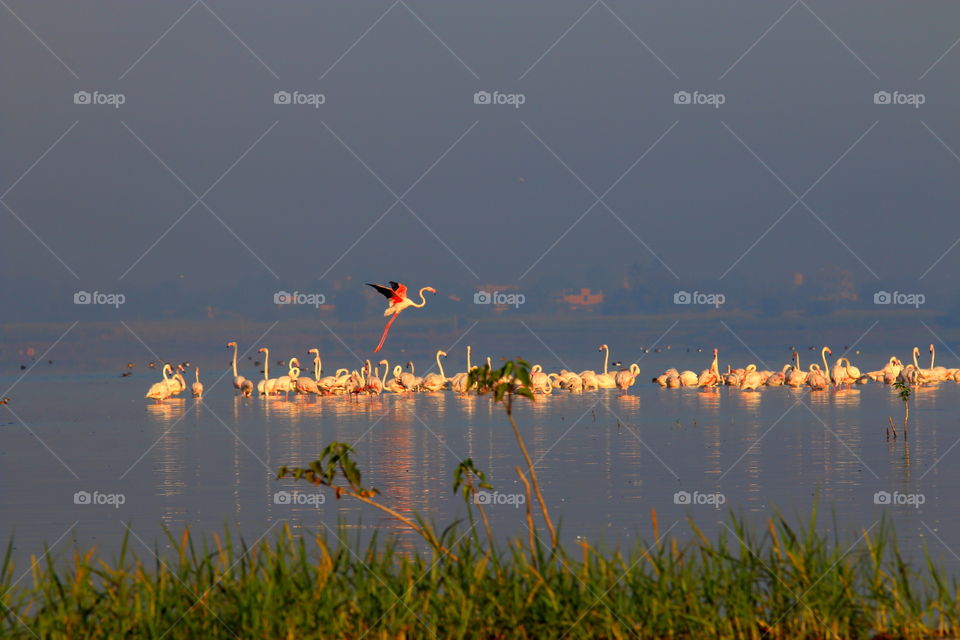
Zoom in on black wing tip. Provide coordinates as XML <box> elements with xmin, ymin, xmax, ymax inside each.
<box><xmin>367</xmin><ymin>283</ymin><xmax>395</xmax><ymax>299</ymax></box>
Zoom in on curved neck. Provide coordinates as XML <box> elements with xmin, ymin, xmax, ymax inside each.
<box><xmin>466</xmin><ymin>346</ymin><xmax>471</xmax><ymax>371</ymax></box>
<box><xmin>913</xmin><ymin>348</ymin><xmax>919</xmax><ymax>368</ymax></box>
<box><xmin>821</xmin><ymin>348</ymin><xmax>829</xmax><ymax>373</ymax></box>
<box><xmin>195</xmin><ymin>368</ymin><xmax>200</xmax><ymax>383</ymax></box>
<box><xmin>930</xmin><ymin>346</ymin><xmax>935</xmax><ymax>369</ymax></box>
<box><xmin>394</xmin><ymin>365</ymin><xmax>402</xmax><ymax>378</ymax></box>
<box><xmin>711</xmin><ymin>350</ymin><xmax>719</xmax><ymax>375</ymax></box>
<box><xmin>262</xmin><ymin>350</ymin><xmax>269</xmax><ymax>380</ymax></box>
<box><xmin>436</xmin><ymin>352</ymin><xmax>446</xmax><ymax>379</ymax></box>
<box><xmin>231</xmin><ymin>344</ymin><xmax>238</xmax><ymax>376</ymax></box>
<box><xmin>410</xmin><ymin>287</ymin><xmax>431</xmax><ymax>308</ymax></box>
<box><xmin>601</xmin><ymin>345</ymin><xmax>609</xmax><ymax>374</ymax></box>
<box><xmin>163</xmin><ymin>365</ymin><xmax>171</xmax><ymax>381</ymax></box>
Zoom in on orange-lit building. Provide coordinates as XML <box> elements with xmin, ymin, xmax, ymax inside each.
<box><xmin>561</xmin><ymin>288</ymin><xmax>604</xmax><ymax>311</ymax></box>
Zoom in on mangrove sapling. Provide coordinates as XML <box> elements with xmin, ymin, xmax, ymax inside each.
<box><xmin>466</xmin><ymin>359</ymin><xmax>558</xmax><ymax>549</ymax></box>
<box><xmin>278</xmin><ymin>442</ymin><xmax>457</xmax><ymax>561</ymax></box>
<box><xmin>453</xmin><ymin>459</ymin><xmax>495</xmax><ymax>552</ymax></box>
<box><xmin>893</xmin><ymin>379</ymin><xmax>911</xmax><ymax>439</ymax></box>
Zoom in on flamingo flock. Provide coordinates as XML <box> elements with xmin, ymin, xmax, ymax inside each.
<box><xmin>652</xmin><ymin>344</ymin><xmax>960</xmax><ymax>391</ymax></box>
<box><xmin>144</xmin><ymin>340</ymin><xmax>960</xmax><ymax>403</ymax></box>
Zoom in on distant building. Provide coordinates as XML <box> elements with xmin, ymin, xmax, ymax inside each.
<box><xmin>561</xmin><ymin>288</ymin><xmax>604</xmax><ymax>311</ymax></box>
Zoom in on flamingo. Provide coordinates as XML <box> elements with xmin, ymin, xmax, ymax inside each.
<box><xmin>739</xmin><ymin>364</ymin><xmax>763</xmax><ymax>391</ymax></box>
<box><xmin>257</xmin><ymin>348</ymin><xmax>278</xmax><ymax>395</ymax></box>
<box><xmin>385</xmin><ymin>365</ymin><xmax>405</xmax><ymax>393</ymax></box>
<box><xmin>562</xmin><ymin>373</ymin><xmax>584</xmax><ymax>393</ymax></box>
<box><xmin>365</xmin><ymin>361</ymin><xmax>384</xmax><ymax>395</ymax></box>
<box><xmin>764</xmin><ymin>365</ymin><xmax>788</xmax><ymax>387</ymax></box>
<box><xmin>697</xmin><ymin>349</ymin><xmax>721</xmax><ymax>387</ymax></box>
<box><xmin>678</xmin><ymin>370</ymin><xmax>699</xmax><ymax>387</ymax></box>
<box><xmin>227</xmin><ymin>342</ymin><xmax>246</xmax><ymax>394</ymax></box>
<box><xmin>723</xmin><ymin>365</ymin><xmax>742</xmax><ymax>386</ymax></box>
<box><xmin>448</xmin><ymin>346</ymin><xmax>472</xmax><ymax>393</ymax></box>
<box><xmin>274</xmin><ymin>358</ymin><xmax>300</xmax><ymax>397</ymax></box>
<box><xmin>832</xmin><ymin>357</ymin><xmax>862</xmax><ymax>387</ymax></box>
<box><xmin>191</xmin><ymin>368</ymin><xmax>203</xmax><ymax>398</ymax></box>
<box><xmin>530</xmin><ymin>365</ymin><xmax>553</xmax><ymax>394</ymax></box>
<box><xmin>421</xmin><ymin>350</ymin><xmax>448</xmax><ymax>392</ymax></box>
<box><xmin>145</xmin><ymin>364</ymin><xmax>174</xmax><ymax>402</ymax></box>
<box><xmin>580</xmin><ymin>370</ymin><xmax>600</xmax><ymax>391</ymax></box>
<box><xmin>867</xmin><ymin>357</ymin><xmax>902</xmax><ymax>383</ymax></box>
<box><xmin>399</xmin><ymin>361</ymin><xmax>421</xmax><ymax>392</ymax></box>
<box><xmin>595</xmin><ymin>345</ymin><xmax>618</xmax><ymax>388</ymax></box>
<box><xmin>240</xmin><ymin>379</ymin><xmax>254</xmax><ymax>397</ymax></box>
<box><xmin>928</xmin><ymin>344</ymin><xmax>949</xmax><ymax>381</ymax></box>
<box><xmin>654</xmin><ymin>368</ymin><xmax>679</xmax><ymax>387</ymax></box>
<box><xmin>615</xmin><ymin>364</ymin><xmax>640</xmax><ymax>395</ymax></box>
<box><xmin>785</xmin><ymin>352</ymin><xmax>806</xmax><ymax>387</ymax></box>
<box><xmin>820</xmin><ymin>347</ymin><xmax>833</xmax><ymax>383</ymax></box>
<box><xmin>806</xmin><ymin>364</ymin><xmax>828</xmax><ymax>390</ymax></box>
<box><xmin>169</xmin><ymin>366</ymin><xmax>187</xmax><ymax>396</ymax></box>
<box><xmin>367</xmin><ymin>282</ymin><xmax>437</xmax><ymax>352</ymax></box>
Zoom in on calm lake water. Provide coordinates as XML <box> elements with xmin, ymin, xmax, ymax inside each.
<box><xmin>1</xmin><ymin>352</ymin><xmax>958</xmax><ymax>572</ymax></box>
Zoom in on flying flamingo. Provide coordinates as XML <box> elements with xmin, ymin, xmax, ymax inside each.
<box><xmin>366</xmin><ymin>282</ymin><xmax>437</xmax><ymax>352</ymax></box>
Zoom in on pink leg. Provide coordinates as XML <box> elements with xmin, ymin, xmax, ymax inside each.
<box><xmin>373</xmin><ymin>313</ymin><xmax>400</xmax><ymax>353</ymax></box>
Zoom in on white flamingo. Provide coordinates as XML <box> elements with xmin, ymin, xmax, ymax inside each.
<box><xmin>227</xmin><ymin>341</ymin><xmax>246</xmax><ymax>394</ymax></box>
<box><xmin>615</xmin><ymin>364</ymin><xmax>640</xmax><ymax>395</ymax></box>
<box><xmin>421</xmin><ymin>350</ymin><xmax>448</xmax><ymax>392</ymax></box>
<box><xmin>191</xmin><ymin>368</ymin><xmax>203</xmax><ymax>398</ymax></box>
<box><xmin>145</xmin><ymin>364</ymin><xmax>173</xmax><ymax>402</ymax></box>
<box><xmin>739</xmin><ymin>364</ymin><xmax>763</xmax><ymax>391</ymax></box>
<box><xmin>595</xmin><ymin>345</ymin><xmax>617</xmax><ymax>388</ymax></box>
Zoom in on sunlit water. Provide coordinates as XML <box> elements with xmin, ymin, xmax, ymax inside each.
<box><xmin>1</xmin><ymin>368</ymin><xmax>957</xmax><ymax>572</ymax></box>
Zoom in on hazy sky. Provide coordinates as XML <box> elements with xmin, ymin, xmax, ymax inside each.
<box><xmin>3</xmin><ymin>1</ymin><xmax>960</xmax><ymax>319</ymax></box>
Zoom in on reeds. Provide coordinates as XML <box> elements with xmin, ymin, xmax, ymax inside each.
<box><xmin>1</xmin><ymin>510</ymin><xmax>958</xmax><ymax>639</ymax></box>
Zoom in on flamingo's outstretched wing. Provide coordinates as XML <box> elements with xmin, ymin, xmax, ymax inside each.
<box><xmin>367</xmin><ymin>283</ymin><xmax>395</xmax><ymax>299</ymax></box>
<box><xmin>373</xmin><ymin>313</ymin><xmax>400</xmax><ymax>353</ymax></box>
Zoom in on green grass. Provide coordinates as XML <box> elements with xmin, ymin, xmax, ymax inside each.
<box><xmin>1</xmin><ymin>509</ymin><xmax>959</xmax><ymax>639</ymax></box>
